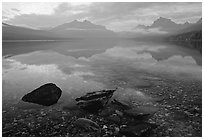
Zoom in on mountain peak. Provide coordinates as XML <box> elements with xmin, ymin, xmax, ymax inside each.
<box><xmin>133</xmin><ymin>17</ymin><xmax>193</xmax><ymax>33</ymax></box>
<box><xmin>151</xmin><ymin>17</ymin><xmax>176</xmax><ymax>28</ymax></box>
<box><xmin>68</xmin><ymin>20</ymin><xmax>93</xmax><ymax>25</ymax></box>
<box><xmin>155</xmin><ymin>17</ymin><xmax>172</xmax><ymax>23</ymax></box>
<box><xmin>83</xmin><ymin>20</ymin><xmax>91</xmax><ymax>23</ymax></box>
<box><xmin>51</xmin><ymin>20</ymin><xmax>107</xmax><ymax>31</ymax></box>
<box><xmin>158</xmin><ymin>17</ymin><xmax>169</xmax><ymax>20</ymax></box>
<box><xmin>71</xmin><ymin>20</ymin><xmax>80</xmax><ymax>23</ymax></box>
<box><xmin>184</xmin><ymin>21</ymin><xmax>190</xmax><ymax>25</ymax></box>
<box><xmin>196</xmin><ymin>18</ymin><xmax>202</xmax><ymax>24</ymax></box>
<box><xmin>2</xmin><ymin>22</ymin><xmax>9</xmax><ymax>26</ymax></box>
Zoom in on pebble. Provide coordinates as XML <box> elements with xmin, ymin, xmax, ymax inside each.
<box><xmin>115</xmin><ymin>110</ymin><xmax>123</xmax><ymax>117</ymax></box>
<box><xmin>40</xmin><ymin>111</ymin><xmax>46</xmax><ymax>116</ymax></box>
<box><xmin>54</xmin><ymin>125</ymin><xmax>60</xmax><ymax>129</ymax></box>
<box><xmin>103</xmin><ymin>125</ymin><xmax>108</xmax><ymax>129</ymax></box>
<box><xmin>165</xmin><ymin>113</ymin><xmax>170</xmax><ymax>117</ymax></box>
<box><xmin>114</xmin><ymin>127</ymin><xmax>120</xmax><ymax>135</ymax></box>
<box><xmin>168</xmin><ymin>128</ymin><xmax>173</xmax><ymax>132</ymax></box>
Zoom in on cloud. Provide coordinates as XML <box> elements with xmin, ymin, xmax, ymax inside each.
<box><xmin>2</xmin><ymin>42</ymin><xmax>201</xmax><ymax>103</ymax></box>
<box><xmin>84</xmin><ymin>45</ymin><xmax>201</xmax><ymax>81</ymax></box>
<box><xmin>87</xmin><ymin>3</ymin><xmax>201</xmax><ymax>26</ymax></box>
<box><xmin>132</xmin><ymin>27</ymin><xmax>168</xmax><ymax>34</ymax></box>
<box><xmin>3</xmin><ymin>3</ymin><xmax>90</xmax><ymax>27</ymax></box>
<box><xmin>3</xmin><ymin>55</ymin><xmax>105</xmax><ymax>98</ymax></box>
<box><xmin>11</xmin><ymin>8</ymin><xmax>20</xmax><ymax>12</ymax></box>
<box><xmin>53</xmin><ymin>3</ymin><xmax>72</xmax><ymax>14</ymax></box>
<box><xmin>2</xmin><ymin>16</ymin><xmax>9</xmax><ymax>20</ymax></box>
<box><xmin>3</xmin><ymin>2</ymin><xmax>202</xmax><ymax>31</ymax></box>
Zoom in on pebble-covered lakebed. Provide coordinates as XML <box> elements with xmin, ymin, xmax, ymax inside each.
<box><xmin>2</xmin><ymin>78</ymin><xmax>202</xmax><ymax>137</ymax></box>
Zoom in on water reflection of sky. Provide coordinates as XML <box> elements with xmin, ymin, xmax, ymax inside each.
<box><xmin>2</xmin><ymin>40</ymin><xmax>202</xmax><ymax>104</ymax></box>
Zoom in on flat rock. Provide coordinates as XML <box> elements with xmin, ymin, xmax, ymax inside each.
<box><xmin>76</xmin><ymin>89</ymin><xmax>116</xmax><ymax>102</ymax></box>
<box><xmin>111</xmin><ymin>99</ymin><xmax>131</xmax><ymax>110</ymax></box>
<box><xmin>75</xmin><ymin>89</ymin><xmax>116</xmax><ymax>113</ymax></box>
<box><xmin>77</xmin><ymin>99</ymin><xmax>104</xmax><ymax>113</ymax></box>
<box><xmin>22</xmin><ymin>83</ymin><xmax>62</xmax><ymax>106</ymax></box>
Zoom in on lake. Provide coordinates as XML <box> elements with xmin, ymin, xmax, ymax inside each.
<box><xmin>2</xmin><ymin>39</ymin><xmax>202</xmax><ymax>136</ymax></box>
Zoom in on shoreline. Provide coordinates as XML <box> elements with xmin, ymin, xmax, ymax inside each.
<box><xmin>2</xmin><ymin>78</ymin><xmax>202</xmax><ymax>137</ymax></box>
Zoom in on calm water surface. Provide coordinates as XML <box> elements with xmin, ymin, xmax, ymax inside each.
<box><xmin>2</xmin><ymin>39</ymin><xmax>202</xmax><ymax>105</ymax></box>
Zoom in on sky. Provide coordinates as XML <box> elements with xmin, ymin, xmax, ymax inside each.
<box><xmin>2</xmin><ymin>2</ymin><xmax>202</xmax><ymax>31</ymax></box>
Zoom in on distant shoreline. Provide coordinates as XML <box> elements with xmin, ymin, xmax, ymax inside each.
<box><xmin>2</xmin><ymin>40</ymin><xmax>68</xmax><ymax>42</ymax></box>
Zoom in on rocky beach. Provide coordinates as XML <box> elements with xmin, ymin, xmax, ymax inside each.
<box><xmin>2</xmin><ymin>77</ymin><xmax>202</xmax><ymax>137</ymax></box>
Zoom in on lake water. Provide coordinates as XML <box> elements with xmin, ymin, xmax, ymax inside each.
<box><xmin>2</xmin><ymin>39</ymin><xmax>202</xmax><ymax>137</ymax></box>
<box><xmin>2</xmin><ymin>39</ymin><xmax>202</xmax><ymax>105</ymax></box>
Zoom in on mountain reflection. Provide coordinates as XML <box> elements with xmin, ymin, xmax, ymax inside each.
<box><xmin>3</xmin><ymin>40</ymin><xmax>202</xmax><ymax>103</ymax></box>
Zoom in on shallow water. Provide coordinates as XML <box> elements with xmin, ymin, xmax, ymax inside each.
<box><xmin>2</xmin><ymin>39</ymin><xmax>201</xmax><ymax>105</ymax></box>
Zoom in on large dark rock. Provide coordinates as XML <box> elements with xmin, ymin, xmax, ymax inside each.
<box><xmin>75</xmin><ymin>89</ymin><xmax>116</xmax><ymax>113</ymax></box>
<box><xmin>22</xmin><ymin>83</ymin><xmax>62</xmax><ymax>106</ymax></box>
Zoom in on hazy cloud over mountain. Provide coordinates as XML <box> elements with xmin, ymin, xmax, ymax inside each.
<box><xmin>3</xmin><ymin>2</ymin><xmax>202</xmax><ymax>31</ymax></box>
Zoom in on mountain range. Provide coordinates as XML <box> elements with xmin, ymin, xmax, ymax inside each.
<box><xmin>3</xmin><ymin>23</ymin><xmax>64</xmax><ymax>40</ymax></box>
<box><xmin>51</xmin><ymin>20</ymin><xmax>106</xmax><ymax>31</ymax></box>
<box><xmin>2</xmin><ymin>20</ymin><xmax>116</xmax><ymax>40</ymax></box>
<box><xmin>50</xmin><ymin>20</ymin><xmax>116</xmax><ymax>38</ymax></box>
<box><xmin>134</xmin><ymin>17</ymin><xmax>202</xmax><ymax>34</ymax></box>
<box><xmin>2</xmin><ymin>17</ymin><xmax>202</xmax><ymax>40</ymax></box>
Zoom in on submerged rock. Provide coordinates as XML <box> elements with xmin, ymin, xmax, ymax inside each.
<box><xmin>22</xmin><ymin>83</ymin><xmax>62</xmax><ymax>106</ymax></box>
<box><xmin>119</xmin><ymin>123</ymin><xmax>158</xmax><ymax>137</ymax></box>
<box><xmin>73</xmin><ymin>118</ymin><xmax>100</xmax><ymax>131</ymax></box>
<box><xmin>111</xmin><ymin>99</ymin><xmax>131</xmax><ymax>110</ymax></box>
<box><xmin>75</xmin><ymin>89</ymin><xmax>117</xmax><ymax>113</ymax></box>
<box><xmin>99</xmin><ymin>107</ymin><xmax>116</xmax><ymax>117</ymax></box>
<box><xmin>77</xmin><ymin>100</ymin><xmax>104</xmax><ymax>113</ymax></box>
<box><xmin>124</xmin><ymin>105</ymin><xmax>159</xmax><ymax>120</ymax></box>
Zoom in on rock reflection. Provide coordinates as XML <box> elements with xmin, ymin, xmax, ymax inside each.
<box><xmin>2</xmin><ymin>41</ymin><xmax>202</xmax><ymax>104</ymax></box>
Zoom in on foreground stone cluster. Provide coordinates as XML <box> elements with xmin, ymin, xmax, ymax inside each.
<box><xmin>19</xmin><ymin>83</ymin><xmax>159</xmax><ymax>137</ymax></box>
